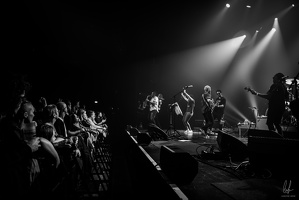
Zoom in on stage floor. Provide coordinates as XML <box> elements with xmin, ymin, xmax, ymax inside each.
<box><xmin>138</xmin><ymin>128</ymin><xmax>298</xmax><ymax>200</ymax></box>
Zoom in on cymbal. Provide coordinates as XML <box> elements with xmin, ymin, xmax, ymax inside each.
<box><xmin>285</xmin><ymin>78</ymin><xmax>299</xmax><ymax>85</ymax></box>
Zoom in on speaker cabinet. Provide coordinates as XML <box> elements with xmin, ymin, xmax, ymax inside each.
<box><xmin>147</xmin><ymin>123</ymin><xmax>168</xmax><ymax>140</ymax></box>
<box><xmin>137</xmin><ymin>132</ymin><xmax>152</xmax><ymax>146</ymax></box>
<box><xmin>248</xmin><ymin>129</ymin><xmax>299</xmax><ymax>177</ymax></box>
<box><xmin>160</xmin><ymin>145</ymin><xmax>198</xmax><ymax>184</ymax></box>
<box><xmin>256</xmin><ymin>118</ymin><xmax>268</xmax><ymax>130</ymax></box>
<box><xmin>216</xmin><ymin>131</ymin><xmax>248</xmax><ymax>161</ymax></box>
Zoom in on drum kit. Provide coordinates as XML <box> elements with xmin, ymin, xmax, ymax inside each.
<box><xmin>282</xmin><ymin>78</ymin><xmax>299</xmax><ymax>126</ymax></box>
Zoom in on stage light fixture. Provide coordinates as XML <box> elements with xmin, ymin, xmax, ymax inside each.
<box><xmin>226</xmin><ymin>3</ymin><xmax>230</xmax><ymax>8</ymax></box>
<box><xmin>292</xmin><ymin>4</ymin><xmax>295</xmax><ymax>7</ymax></box>
<box><xmin>246</xmin><ymin>5</ymin><xmax>251</xmax><ymax>8</ymax></box>
<box><xmin>275</xmin><ymin>18</ymin><xmax>278</xmax><ymax>20</ymax></box>
<box><xmin>271</xmin><ymin>28</ymin><xmax>276</xmax><ymax>32</ymax></box>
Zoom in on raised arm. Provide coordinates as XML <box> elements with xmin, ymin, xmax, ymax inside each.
<box><xmin>181</xmin><ymin>90</ymin><xmax>188</xmax><ymax>101</ymax></box>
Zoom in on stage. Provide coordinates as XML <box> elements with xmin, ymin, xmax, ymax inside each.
<box><xmin>109</xmin><ymin>127</ymin><xmax>298</xmax><ymax>200</ymax></box>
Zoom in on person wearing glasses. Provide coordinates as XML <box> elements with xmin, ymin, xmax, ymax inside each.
<box><xmin>212</xmin><ymin>89</ymin><xmax>226</xmax><ymax>131</ymax></box>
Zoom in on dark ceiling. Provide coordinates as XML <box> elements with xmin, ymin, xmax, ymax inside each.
<box><xmin>2</xmin><ymin>0</ymin><xmax>299</xmax><ymax>127</ymax></box>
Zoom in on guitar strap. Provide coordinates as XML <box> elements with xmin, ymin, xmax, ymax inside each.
<box><xmin>202</xmin><ymin>94</ymin><xmax>212</xmax><ymax>112</ymax></box>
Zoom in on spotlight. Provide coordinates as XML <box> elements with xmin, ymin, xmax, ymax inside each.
<box><xmin>271</xmin><ymin>28</ymin><xmax>276</xmax><ymax>32</ymax></box>
<box><xmin>243</xmin><ymin>35</ymin><xmax>246</xmax><ymax>38</ymax></box>
<box><xmin>226</xmin><ymin>3</ymin><xmax>230</xmax><ymax>8</ymax></box>
<box><xmin>274</xmin><ymin>18</ymin><xmax>278</xmax><ymax>20</ymax></box>
<box><xmin>292</xmin><ymin>4</ymin><xmax>295</xmax><ymax>7</ymax></box>
<box><xmin>256</xmin><ymin>30</ymin><xmax>259</xmax><ymax>33</ymax></box>
<box><xmin>246</xmin><ymin>5</ymin><xmax>251</xmax><ymax>8</ymax></box>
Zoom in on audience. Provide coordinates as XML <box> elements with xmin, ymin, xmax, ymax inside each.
<box><xmin>0</xmin><ymin>76</ymin><xmax>111</xmax><ymax>199</ymax></box>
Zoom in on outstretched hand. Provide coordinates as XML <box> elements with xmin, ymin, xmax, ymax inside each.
<box><xmin>244</xmin><ymin>87</ymin><xmax>258</xmax><ymax>95</ymax></box>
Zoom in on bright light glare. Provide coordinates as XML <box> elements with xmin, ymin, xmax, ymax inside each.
<box><xmin>246</xmin><ymin>5</ymin><xmax>251</xmax><ymax>8</ymax></box>
<box><xmin>275</xmin><ymin>18</ymin><xmax>278</xmax><ymax>20</ymax></box>
<box><xmin>292</xmin><ymin>4</ymin><xmax>295</xmax><ymax>7</ymax></box>
<box><xmin>243</xmin><ymin>35</ymin><xmax>246</xmax><ymax>38</ymax></box>
<box><xmin>271</xmin><ymin>28</ymin><xmax>276</xmax><ymax>32</ymax></box>
<box><xmin>226</xmin><ymin>3</ymin><xmax>230</xmax><ymax>8</ymax></box>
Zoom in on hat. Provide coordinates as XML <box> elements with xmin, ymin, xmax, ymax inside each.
<box><xmin>273</xmin><ymin>73</ymin><xmax>285</xmax><ymax>80</ymax></box>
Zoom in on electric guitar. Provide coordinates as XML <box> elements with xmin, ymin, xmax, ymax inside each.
<box><xmin>244</xmin><ymin>87</ymin><xmax>258</xmax><ymax>95</ymax></box>
<box><xmin>202</xmin><ymin>94</ymin><xmax>214</xmax><ymax>113</ymax></box>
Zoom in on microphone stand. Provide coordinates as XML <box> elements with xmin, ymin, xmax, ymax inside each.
<box><xmin>289</xmin><ymin>72</ymin><xmax>299</xmax><ymax>128</ymax></box>
<box><xmin>288</xmin><ymin>72</ymin><xmax>299</xmax><ymax>97</ymax></box>
<box><xmin>166</xmin><ymin>89</ymin><xmax>184</xmax><ymax>138</ymax></box>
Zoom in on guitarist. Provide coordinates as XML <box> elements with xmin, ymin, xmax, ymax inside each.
<box><xmin>245</xmin><ymin>72</ymin><xmax>289</xmax><ymax>137</ymax></box>
<box><xmin>147</xmin><ymin>91</ymin><xmax>159</xmax><ymax>126</ymax></box>
<box><xmin>201</xmin><ymin>85</ymin><xmax>214</xmax><ymax>136</ymax></box>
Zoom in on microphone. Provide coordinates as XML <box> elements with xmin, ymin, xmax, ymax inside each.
<box><xmin>184</xmin><ymin>85</ymin><xmax>193</xmax><ymax>89</ymax></box>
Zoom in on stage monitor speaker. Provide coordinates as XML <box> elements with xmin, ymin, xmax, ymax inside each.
<box><xmin>137</xmin><ymin>132</ymin><xmax>152</xmax><ymax>146</ymax></box>
<box><xmin>147</xmin><ymin>123</ymin><xmax>168</xmax><ymax>140</ymax></box>
<box><xmin>160</xmin><ymin>145</ymin><xmax>198</xmax><ymax>184</ymax></box>
<box><xmin>248</xmin><ymin>129</ymin><xmax>283</xmax><ymax>138</ymax></box>
<box><xmin>129</xmin><ymin>127</ymin><xmax>140</xmax><ymax>136</ymax></box>
<box><xmin>248</xmin><ymin>129</ymin><xmax>299</xmax><ymax>178</ymax></box>
<box><xmin>216</xmin><ymin>131</ymin><xmax>248</xmax><ymax>161</ymax></box>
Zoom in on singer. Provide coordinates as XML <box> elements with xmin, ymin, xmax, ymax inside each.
<box><xmin>247</xmin><ymin>72</ymin><xmax>289</xmax><ymax>137</ymax></box>
<box><xmin>181</xmin><ymin>88</ymin><xmax>195</xmax><ymax>134</ymax></box>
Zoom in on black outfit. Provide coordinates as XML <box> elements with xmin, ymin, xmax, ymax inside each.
<box><xmin>213</xmin><ymin>95</ymin><xmax>226</xmax><ymax>129</ymax></box>
<box><xmin>0</xmin><ymin>116</ymin><xmax>39</xmax><ymax>199</ymax></box>
<box><xmin>265</xmin><ymin>82</ymin><xmax>288</xmax><ymax>135</ymax></box>
<box><xmin>255</xmin><ymin>73</ymin><xmax>289</xmax><ymax>136</ymax></box>
<box><xmin>54</xmin><ymin>117</ymin><xmax>67</xmax><ymax>138</ymax></box>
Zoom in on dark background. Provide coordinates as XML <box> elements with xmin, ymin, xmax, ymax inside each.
<box><xmin>2</xmin><ymin>0</ymin><xmax>299</xmax><ymax>129</ymax></box>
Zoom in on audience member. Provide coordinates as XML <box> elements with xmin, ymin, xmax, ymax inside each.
<box><xmin>86</xmin><ymin>109</ymin><xmax>107</xmax><ymax>138</ymax></box>
<box><xmin>55</xmin><ymin>101</ymin><xmax>68</xmax><ymax>138</ymax></box>
<box><xmin>0</xmin><ymin>100</ymin><xmax>41</xmax><ymax>198</ymax></box>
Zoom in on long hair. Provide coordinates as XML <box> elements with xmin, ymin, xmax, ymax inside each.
<box><xmin>204</xmin><ymin>85</ymin><xmax>211</xmax><ymax>94</ymax></box>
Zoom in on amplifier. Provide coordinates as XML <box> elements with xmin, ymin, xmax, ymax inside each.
<box><xmin>256</xmin><ymin>117</ymin><xmax>268</xmax><ymax>130</ymax></box>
